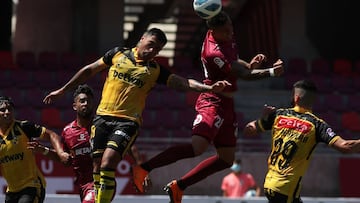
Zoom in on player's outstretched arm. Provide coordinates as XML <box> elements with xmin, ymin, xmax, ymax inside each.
<box><xmin>167</xmin><ymin>74</ymin><xmax>231</xmax><ymax>93</ymax></box>
<box><xmin>331</xmin><ymin>137</ymin><xmax>360</xmax><ymax>153</ymax></box>
<box><xmin>43</xmin><ymin>59</ymin><xmax>107</xmax><ymax>104</ymax></box>
<box><xmin>232</xmin><ymin>59</ymin><xmax>284</xmax><ymax>80</ymax></box>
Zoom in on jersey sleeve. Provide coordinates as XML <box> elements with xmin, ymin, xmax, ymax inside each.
<box><xmin>102</xmin><ymin>47</ymin><xmax>121</xmax><ymax>65</ymax></box>
<box><xmin>315</xmin><ymin>119</ymin><xmax>339</xmax><ymax>145</ymax></box>
<box><xmin>156</xmin><ymin>64</ymin><xmax>172</xmax><ymax>85</ymax></box>
<box><xmin>257</xmin><ymin>110</ymin><xmax>277</xmax><ymax>131</ymax></box>
<box><xmin>19</xmin><ymin>120</ymin><xmax>46</xmax><ymax>139</ymax></box>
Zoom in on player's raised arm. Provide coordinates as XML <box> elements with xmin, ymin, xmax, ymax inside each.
<box><xmin>167</xmin><ymin>74</ymin><xmax>231</xmax><ymax>93</ymax></box>
<box><xmin>43</xmin><ymin>59</ymin><xmax>107</xmax><ymax>104</ymax></box>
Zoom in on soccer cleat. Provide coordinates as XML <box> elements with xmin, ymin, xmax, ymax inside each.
<box><xmin>131</xmin><ymin>165</ymin><xmax>148</xmax><ymax>193</ymax></box>
<box><xmin>163</xmin><ymin>180</ymin><xmax>183</xmax><ymax>203</ymax></box>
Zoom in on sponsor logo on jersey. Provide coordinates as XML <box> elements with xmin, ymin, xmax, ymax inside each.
<box><xmin>113</xmin><ymin>70</ymin><xmax>145</xmax><ymax>88</ymax></box>
<box><xmin>0</xmin><ymin>152</ymin><xmax>24</xmax><ymax>164</ymax></box>
<box><xmin>276</xmin><ymin>116</ymin><xmax>312</xmax><ymax>133</ymax></box>
<box><xmin>74</xmin><ymin>147</ymin><xmax>92</xmax><ymax>155</ymax></box>
<box><xmin>213</xmin><ymin>57</ymin><xmax>225</xmax><ymax>68</ymax></box>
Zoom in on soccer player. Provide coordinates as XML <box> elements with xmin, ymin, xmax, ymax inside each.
<box><xmin>31</xmin><ymin>84</ymin><xmax>151</xmax><ymax>202</ymax></box>
<box><xmin>0</xmin><ymin>96</ymin><xmax>66</xmax><ymax>203</ymax></box>
<box><xmin>42</xmin><ymin>28</ymin><xmax>230</xmax><ymax>203</ymax></box>
<box><xmin>244</xmin><ymin>79</ymin><xmax>360</xmax><ymax>203</ymax></box>
<box><xmin>131</xmin><ymin>11</ymin><xmax>284</xmax><ymax>203</ymax></box>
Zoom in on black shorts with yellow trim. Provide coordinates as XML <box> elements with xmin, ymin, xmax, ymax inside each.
<box><xmin>91</xmin><ymin>115</ymin><xmax>139</xmax><ymax>158</ymax></box>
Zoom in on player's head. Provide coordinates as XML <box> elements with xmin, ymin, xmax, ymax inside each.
<box><xmin>137</xmin><ymin>28</ymin><xmax>167</xmax><ymax>61</ymax></box>
<box><xmin>292</xmin><ymin>80</ymin><xmax>318</xmax><ymax>109</ymax></box>
<box><xmin>206</xmin><ymin>11</ymin><xmax>233</xmax><ymax>42</ymax></box>
<box><xmin>73</xmin><ymin>84</ymin><xmax>95</xmax><ymax>118</ymax></box>
<box><xmin>230</xmin><ymin>159</ymin><xmax>242</xmax><ymax>173</ymax></box>
<box><xmin>0</xmin><ymin>96</ymin><xmax>15</xmax><ymax>124</ymax></box>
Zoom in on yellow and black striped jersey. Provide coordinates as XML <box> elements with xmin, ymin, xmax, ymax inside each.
<box><xmin>0</xmin><ymin>120</ymin><xmax>46</xmax><ymax>192</ymax></box>
<box><xmin>97</xmin><ymin>47</ymin><xmax>171</xmax><ymax>125</ymax></box>
<box><xmin>257</xmin><ymin>106</ymin><xmax>340</xmax><ymax>197</ymax></box>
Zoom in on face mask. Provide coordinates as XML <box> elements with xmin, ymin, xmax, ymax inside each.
<box><xmin>230</xmin><ymin>163</ymin><xmax>241</xmax><ymax>172</ymax></box>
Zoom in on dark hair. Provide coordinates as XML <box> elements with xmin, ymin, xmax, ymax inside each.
<box><xmin>0</xmin><ymin>96</ymin><xmax>14</xmax><ymax>108</ymax></box>
<box><xmin>293</xmin><ymin>80</ymin><xmax>317</xmax><ymax>92</ymax></box>
<box><xmin>73</xmin><ymin>84</ymin><xmax>94</xmax><ymax>100</ymax></box>
<box><xmin>206</xmin><ymin>11</ymin><xmax>229</xmax><ymax>29</ymax></box>
<box><xmin>145</xmin><ymin>28</ymin><xmax>167</xmax><ymax>45</ymax></box>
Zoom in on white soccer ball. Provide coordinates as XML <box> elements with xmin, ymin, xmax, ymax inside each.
<box><xmin>193</xmin><ymin>0</ymin><xmax>222</xmax><ymax>19</ymax></box>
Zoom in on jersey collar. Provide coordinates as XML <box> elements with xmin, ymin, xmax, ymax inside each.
<box><xmin>293</xmin><ymin>105</ymin><xmax>312</xmax><ymax>113</ymax></box>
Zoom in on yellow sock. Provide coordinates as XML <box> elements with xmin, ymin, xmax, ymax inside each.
<box><xmin>98</xmin><ymin>169</ymin><xmax>116</xmax><ymax>203</ymax></box>
<box><xmin>93</xmin><ymin>173</ymin><xmax>100</xmax><ymax>203</ymax></box>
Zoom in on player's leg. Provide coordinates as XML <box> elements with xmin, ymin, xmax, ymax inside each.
<box><xmin>97</xmin><ymin>118</ymin><xmax>139</xmax><ymax>203</ymax></box>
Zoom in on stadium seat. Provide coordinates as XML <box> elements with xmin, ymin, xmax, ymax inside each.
<box><xmin>341</xmin><ymin>111</ymin><xmax>360</xmax><ymax>132</ymax></box>
<box><xmin>41</xmin><ymin>107</ymin><xmax>65</xmax><ymax>128</ymax></box>
<box><xmin>310</xmin><ymin>58</ymin><xmax>331</xmax><ymax>76</ymax></box>
<box><xmin>309</xmin><ymin>75</ymin><xmax>331</xmax><ymax>93</ymax></box>
<box><xmin>16</xmin><ymin>51</ymin><xmax>37</xmax><ymax>70</ymax></box>
<box><xmin>10</xmin><ymin>70</ymin><xmax>35</xmax><ymax>88</ymax></box>
<box><xmin>0</xmin><ymin>51</ymin><xmax>17</xmax><ymax>70</ymax></box>
<box><xmin>141</xmin><ymin>110</ymin><xmax>156</xmax><ymax>130</ymax></box>
<box><xmin>162</xmin><ymin>89</ymin><xmax>187</xmax><ymax>110</ymax></box>
<box><xmin>16</xmin><ymin>107</ymin><xmax>41</xmax><ymax>124</ymax></box>
<box><xmin>147</xmin><ymin>127</ymin><xmax>170</xmax><ymax>138</ymax></box>
<box><xmin>284</xmin><ymin>74</ymin><xmax>305</xmax><ymax>90</ymax></box>
<box><xmin>330</xmin><ymin>76</ymin><xmax>354</xmax><ymax>94</ymax></box>
<box><xmin>286</xmin><ymin>57</ymin><xmax>308</xmax><ymax>76</ymax></box>
<box><xmin>0</xmin><ymin>71</ymin><xmax>13</xmax><ymax>88</ymax></box>
<box><xmin>346</xmin><ymin>95</ymin><xmax>360</xmax><ymax>112</ymax></box>
<box><xmin>322</xmin><ymin>94</ymin><xmax>346</xmax><ymax>113</ymax></box>
<box><xmin>32</xmin><ymin>70</ymin><xmax>59</xmax><ymax>89</ymax></box>
<box><xmin>332</xmin><ymin>58</ymin><xmax>353</xmax><ymax>77</ymax></box>
<box><xmin>154</xmin><ymin>109</ymin><xmax>178</xmax><ymax>129</ymax></box>
<box><xmin>38</xmin><ymin>51</ymin><xmax>59</xmax><ymax>71</ymax></box>
<box><xmin>60</xmin><ymin>52</ymin><xmax>83</xmax><ymax>71</ymax></box>
<box><xmin>25</xmin><ymin>88</ymin><xmax>47</xmax><ymax>109</ymax></box>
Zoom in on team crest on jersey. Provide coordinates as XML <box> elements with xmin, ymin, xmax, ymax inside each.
<box><xmin>276</xmin><ymin>116</ymin><xmax>312</xmax><ymax>133</ymax></box>
<box><xmin>78</xmin><ymin>133</ymin><xmax>87</xmax><ymax>141</ymax></box>
<box><xmin>213</xmin><ymin>57</ymin><xmax>225</xmax><ymax>68</ymax></box>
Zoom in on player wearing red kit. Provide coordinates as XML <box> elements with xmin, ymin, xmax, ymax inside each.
<box><xmin>132</xmin><ymin>11</ymin><xmax>284</xmax><ymax>203</ymax></box>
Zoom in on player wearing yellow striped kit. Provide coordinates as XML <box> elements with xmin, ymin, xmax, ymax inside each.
<box><xmin>244</xmin><ymin>80</ymin><xmax>360</xmax><ymax>203</ymax></box>
<box><xmin>0</xmin><ymin>96</ymin><xmax>65</xmax><ymax>203</ymax></box>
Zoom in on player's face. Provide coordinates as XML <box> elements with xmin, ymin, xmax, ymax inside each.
<box><xmin>0</xmin><ymin>102</ymin><xmax>14</xmax><ymax>125</ymax></box>
<box><xmin>137</xmin><ymin>35</ymin><xmax>164</xmax><ymax>61</ymax></box>
<box><xmin>73</xmin><ymin>93</ymin><xmax>94</xmax><ymax>118</ymax></box>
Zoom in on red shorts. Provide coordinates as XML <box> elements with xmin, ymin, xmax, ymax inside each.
<box><xmin>192</xmin><ymin>93</ymin><xmax>238</xmax><ymax>147</ymax></box>
<box><xmin>80</xmin><ymin>182</ymin><xmax>95</xmax><ymax>203</ymax></box>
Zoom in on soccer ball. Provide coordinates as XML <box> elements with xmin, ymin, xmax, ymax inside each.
<box><xmin>193</xmin><ymin>0</ymin><xmax>222</xmax><ymax>19</ymax></box>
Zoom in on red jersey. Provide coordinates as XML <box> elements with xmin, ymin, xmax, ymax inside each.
<box><xmin>201</xmin><ymin>30</ymin><xmax>238</xmax><ymax>93</ymax></box>
<box><xmin>61</xmin><ymin>120</ymin><xmax>93</xmax><ymax>187</ymax></box>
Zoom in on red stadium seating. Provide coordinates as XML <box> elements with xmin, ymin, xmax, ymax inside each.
<box><xmin>16</xmin><ymin>51</ymin><xmax>37</xmax><ymax>70</ymax></box>
<box><xmin>310</xmin><ymin>58</ymin><xmax>331</xmax><ymax>76</ymax></box>
<box><xmin>41</xmin><ymin>107</ymin><xmax>65</xmax><ymax>128</ymax></box>
<box><xmin>286</xmin><ymin>57</ymin><xmax>308</xmax><ymax>76</ymax></box>
<box><xmin>60</xmin><ymin>52</ymin><xmax>83</xmax><ymax>71</ymax></box>
<box><xmin>332</xmin><ymin>58</ymin><xmax>352</xmax><ymax>77</ymax></box>
<box><xmin>38</xmin><ymin>51</ymin><xmax>59</xmax><ymax>71</ymax></box>
<box><xmin>341</xmin><ymin>111</ymin><xmax>360</xmax><ymax>132</ymax></box>
<box><xmin>0</xmin><ymin>51</ymin><xmax>17</xmax><ymax>70</ymax></box>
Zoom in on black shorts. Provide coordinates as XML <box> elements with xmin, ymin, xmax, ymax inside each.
<box><xmin>264</xmin><ymin>188</ymin><xmax>303</xmax><ymax>203</ymax></box>
<box><xmin>5</xmin><ymin>187</ymin><xmax>45</xmax><ymax>203</ymax></box>
<box><xmin>91</xmin><ymin>115</ymin><xmax>139</xmax><ymax>158</ymax></box>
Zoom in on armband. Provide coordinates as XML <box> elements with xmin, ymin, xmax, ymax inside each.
<box><xmin>43</xmin><ymin>147</ymin><xmax>50</xmax><ymax>155</ymax></box>
<box><xmin>269</xmin><ymin>68</ymin><xmax>275</xmax><ymax>77</ymax></box>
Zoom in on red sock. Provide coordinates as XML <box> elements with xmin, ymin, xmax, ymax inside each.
<box><xmin>141</xmin><ymin>144</ymin><xmax>195</xmax><ymax>171</ymax></box>
<box><xmin>177</xmin><ymin>155</ymin><xmax>231</xmax><ymax>190</ymax></box>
